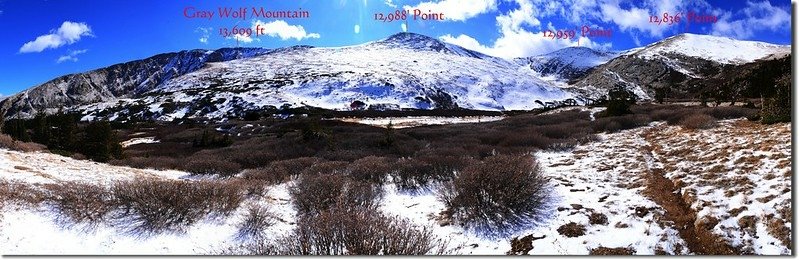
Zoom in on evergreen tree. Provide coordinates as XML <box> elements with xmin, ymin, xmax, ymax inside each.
<box><xmin>604</xmin><ymin>84</ymin><xmax>636</xmax><ymax>116</ymax></box>
<box><xmin>82</xmin><ymin>121</ymin><xmax>121</xmax><ymax>162</ymax></box>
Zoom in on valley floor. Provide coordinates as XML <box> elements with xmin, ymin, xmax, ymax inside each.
<box><xmin>0</xmin><ymin>119</ymin><xmax>790</xmax><ymax>255</ymax></box>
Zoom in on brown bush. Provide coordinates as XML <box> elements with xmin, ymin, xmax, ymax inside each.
<box><xmin>301</xmin><ymin>161</ymin><xmax>349</xmax><ymax>176</ymax></box>
<box><xmin>590</xmin><ymin>247</ymin><xmax>635</xmax><ymax>255</ymax></box>
<box><xmin>183</xmin><ymin>156</ymin><xmax>242</xmax><ymax>177</ymax></box>
<box><xmin>110</xmin><ymin>156</ymin><xmax>181</xmax><ymax>170</ymax></box>
<box><xmin>592</xmin><ymin>114</ymin><xmax>651</xmax><ymax>133</ymax></box>
<box><xmin>242</xmin><ymin>157</ymin><xmax>324</xmax><ymax>184</ymax></box>
<box><xmin>275</xmin><ymin>207</ymin><xmax>445</xmax><ymax>255</ymax></box>
<box><xmin>0</xmin><ymin>181</ymin><xmax>47</xmax><ymax>208</ymax></box>
<box><xmin>392</xmin><ymin>155</ymin><xmax>476</xmax><ymax>192</ymax></box>
<box><xmin>46</xmin><ymin>181</ymin><xmax>116</xmax><ymax>224</ymax></box>
<box><xmin>236</xmin><ymin>204</ymin><xmax>276</xmax><ymax>239</ymax></box>
<box><xmin>702</xmin><ymin>106</ymin><xmax>757</xmax><ymax>120</ymax></box>
<box><xmin>439</xmin><ymin>154</ymin><xmax>550</xmax><ymax>234</ymax></box>
<box><xmin>290</xmin><ymin>173</ymin><xmax>347</xmax><ymax>216</ymax></box>
<box><xmin>290</xmin><ymin>173</ymin><xmax>380</xmax><ymax>217</ymax></box>
<box><xmin>393</xmin><ymin>158</ymin><xmax>436</xmax><ymax>191</ymax></box>
<box><xmin>678</xmin><ymin>114</ymin><xmax>717</xmax><ymax>130</ymax></box>
<box><xmin>0</xmin><ymin>134</ymin><xmax>46</xmax><ymax>152</ymax></box>
<box><xmin>557</xmin><ymin>222</ymin><xmax>586</xmax><ymax>237</ymax></box>
<box><xmin>498</xmin><ymin>131</ymin><xmax>557</xmax><ymax>149</ymax></box>
<box><xmin>348</xmin><ymin>156</ymin><xmax>395</xmax><ymax>184</ymax></box>
<box><xmin>112</xmin><ymin>178</ymin><xmax>244</xmax><ymax>233</ymax></box>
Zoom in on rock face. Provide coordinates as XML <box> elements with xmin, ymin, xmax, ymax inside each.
<box><xmin>0</xmin><ymin>48</ymin><xmax>272</xmax><ymax>118</ymax></box>
<box><xmin>570</xmin><ymin>33</ymin><xmax>790</xmax><ymax>101</ymax></box>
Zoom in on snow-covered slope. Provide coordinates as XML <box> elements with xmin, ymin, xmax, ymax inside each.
<box><xmin>1</xmin><ymin>118</ymin><xmax>789</xmax><ymax>255</ymax></box>
<box><xmin>632</xmin><ymin>33</ymin><xmax>789</xmax><ymax>65</ymax></box>
<box><xmin>516</xmin><ymin>47</ymin><xmax>619</xmax><ymax>80</ymax></box>
<box><xmin>79</xmin><ymin>33</ymin><xmax>572</xmax><ymax>121</ymax></box>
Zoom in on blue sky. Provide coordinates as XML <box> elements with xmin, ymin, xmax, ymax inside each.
<box><xmin>0</xmin><ymin>0</ymin><xmax>791</xmax><ymax>96</ymax></box>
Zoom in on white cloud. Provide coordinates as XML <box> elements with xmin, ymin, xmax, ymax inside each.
<box><xmin>56</xmin><ymin>49</ymin><xmax>88</xmax><ymax>64</ymax></box>
<box><xmin>252</xmin><ymin>20</ymin><xmax>320</xmax><ymax>41</ymax></box>
<box><xmin>196</xmin><ymin>27</ymin><xmax>212</xmax><ymax>44</ymax></box>
<box><xmin>403</xmin><ymin>0</ymin><xmax>497</xmax><ymax>21</ymax></box>
<box><xmin>711</xmin><ymin>0</ymin><xmax>790</xmax><ymax>40</ymax></box>
<box><xmin>354</xmin><ymin>24</ymin><xmax>360</xmax><ymax>34</ymax></box>
<box><xmin>437</xmin><ymin>0</ymin><xmax>583</xmax><ymax>58</ymax></box>
<box><xmin>20</xmin><ymin>21</ymin><xmax>93</xmax><ymax>53</ymax></box>
<box><xmin>598</xmin><ymin>3</ymin><xmax>667</xmax><ymax>38</ymax></box>
<box><xmin>384</xmin><ymin>0</ymin><xmax>397</xmax><ymax>8</ymax></box>
<box><xmin>231</xmin><ymin>34</ymin><xmax>254</xmax><ymax>43</ymax></box>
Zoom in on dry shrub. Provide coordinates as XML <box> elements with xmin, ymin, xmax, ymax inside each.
<box><xmin>46</xmin><ymin>181</ymin><xmax>116</xmax><ymax>224</ymax></box>
<box><xmin>276</xmin><ymin>207</ymin><xmax>445</xmax><ymax>255</ymax></box>
<box><xmin>112</xmin><ymin>178</ymin><xmax>244</xmax><ymax>233</ymax></box>
<box><xmin>392</xmin><ymin>155</ymin><xmax>475</xmax><ymax>192</ymax></box>
<box><xmin>393</xmin><ymin>158</ymin><xmax>436</xmax><ymax>191</ymax></box>
<box><xmin>290</xmin><ymin>173</ymin><xmax>381</xmax><ymax>217</ymax></box>
<box><xmin>242</xmin><ymin>157</ymin><xmax>324</xmax><ymax>184</ymax></box>
<box><xmin>183</xmin><ymin>156</ymin><xmax>242</xmax><ymax>177</ymax></box>
<box><xmin>0</xmin><ymin>181</ymin><xmax>47</xmax><ymax>208</ymax></box>
<box><xmin>347</xmin><ymin>156</ymin><xmax>395</xmax><ymax>184</ymax></box>
<box><xmin>498</xmin><ymin>132</ymin><xmax>557</xmax><ymax>148</ymax></box>
<box><xmin>236</xmin><ymin>204</ymin><xmax>277</xmax><ymax>239</ymax></box>
<box><xmin>592</xmin><ymin>114</ymin><xmax>651</xmax><ymax>133</ymax></box>
<box><xmin>301</xmin><ymin>161</ymin><xmax>349</xmax><ymax>176</ymax></box>
<box><xmin>439</xmin><ymin>154</ymin><xmax>550</xmax><ymax>234</ymax></box>
<box><xmin>647</xmin><ymin>107</ymin><xmax>693</xmax><ymax>124</ymax></box>
<box><xmin>679</xmin><ymin>114</ymin><xmax>717</xmax><ymax>130</ymax></box>
<box><xmin>0</xmin><ymin>134</ymin><xmax>46</xmax><ymax>152</ymax></box>
<box><xmin>590</xmin><ymin>247</ymin><xmax>635</xmax><ymax>255</ymax></box>
<box><xmin>291</xmin><ymin>174</ymin><xmax>348</xmax><ymax>216</ymax></box>
<box><xmin>110</xmin><ymin>156</ymin><xmax>181</xmax><ymax>170</ymax></box>
<box><xmin>702</xmin><ymin>106</ymin><xmax>757</xmax><ymax>120</ymax></box>
<box><xmin>557</xmin><ymin>222</ymin><xmax>586</xmax><ymax>237</ymax></box>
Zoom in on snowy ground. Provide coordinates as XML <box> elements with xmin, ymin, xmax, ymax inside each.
<box><xmin>120</xmin><ymin>136</ymin><xmax>159</xmax><ymax>148</ymax></box>
<box><xmin>0</xmin><ymin>118</ymin><xmax>790</xmax><ymax>255</ymax></box>
<box><xmin>334</xmin><ymin>116</ymin><xmax>505</xmax><ymax>129</ymax></box>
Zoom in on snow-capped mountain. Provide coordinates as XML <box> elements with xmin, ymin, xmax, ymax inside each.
<box><xmin>2</xmin><ymin>33</ymin><xmax>574</xmax><ymax>121</ymax></box>
<box><xmin>1</xmin><ymin>32</ymin><xmax>789</xmax><ymax>121</ymax></box>
<box><xmin>0</xmin><ymin>48</ymin><xmax>273</xmax><ymax>118</ymax></box>
<box><xmin>632</xmin><ymin>33</ymin><xmax>790</xmax><ymax>65</ymax></box>
<box><xmin>570</xmin><ymin>33</ymin><xmax>790</xmax><ymax>100</ymax></box>
<box><xmin>516</xmin><ymin>47</ymin><xmax>619</xmax><ymax>81</ymax></box>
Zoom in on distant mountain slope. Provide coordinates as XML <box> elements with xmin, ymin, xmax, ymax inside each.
<box><xmin>516</xmin><ymin>47</ymin><xmax>619</xmax><ymax>81</ymax></box>
<box><xmin>570</xmin><ymin>33</ymin><xmax>790</xmax><ymax>101</ymax></box>
<box><xmin>3</xmin><ymin>33</ymin><xmax>574</xmax><ymax>121</ymax></box>
<box><xmin>0</xmin><ymin>48</ymin><xmax>272</xmax><ymax>118</ymax></box>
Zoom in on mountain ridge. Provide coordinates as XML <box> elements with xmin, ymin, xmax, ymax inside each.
<box><xmin>0</xmin><ymin>32</ymin><xmax>790</xmax><ymax>120</ymax></box>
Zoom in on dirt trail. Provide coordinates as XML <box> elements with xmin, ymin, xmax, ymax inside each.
<box><xmin>640</xmin><ymin>130</ymin><xmax>739</xmax><ymax>255</ymax></box>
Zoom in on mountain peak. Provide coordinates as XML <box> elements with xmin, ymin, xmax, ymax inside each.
<box><xmin>374</xmin><ymin>32</ymin><xmax>449</xmax><ymax>51</ymax></box>
<box><xmin>636</xmin><ymin>33</ymin><xmax>789</xmax><ymax>64</ymax></box>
